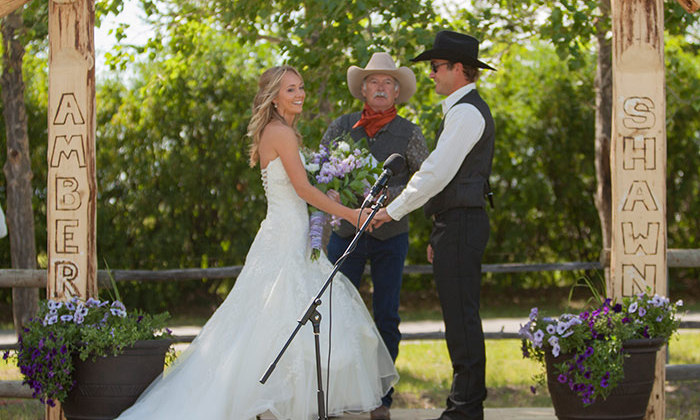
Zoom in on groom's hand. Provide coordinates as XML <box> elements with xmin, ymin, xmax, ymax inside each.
<box><xmin>371</xmin><ymin>208</ymin><xmax>393</xmax><ymax>230</ymax></box>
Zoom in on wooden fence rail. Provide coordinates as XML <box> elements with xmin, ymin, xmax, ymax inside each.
<box><xmin>0</xmin><ymin>248</ymin><xmax>698</xmax><ymax>289</ymax></box>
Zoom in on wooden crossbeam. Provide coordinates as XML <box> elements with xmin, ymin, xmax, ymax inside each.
<box><xmin>677</xmin><ymin>0</ymin><xmax>699</xmax><ymax>13</ymax></box>
<box><xmin>0</xmin><ymin>0</ymin><xmax>31</xmax><ymax>19</ymax></box>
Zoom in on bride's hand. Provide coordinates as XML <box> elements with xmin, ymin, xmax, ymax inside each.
<box><xmin>350</xmin><ymin>208</ymin><xmax>372</xmax><ymax>228</ymax></box>
<box><xmin>326</xmin><ymin>189</ymin><xmax>341</xmax><ymax>203</ymax></box>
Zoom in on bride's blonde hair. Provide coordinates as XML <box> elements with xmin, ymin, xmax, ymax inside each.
<box><xmin>247</xmin><ymin>66</ymin><xmax>303</xmax><ymax>167</ymax></box>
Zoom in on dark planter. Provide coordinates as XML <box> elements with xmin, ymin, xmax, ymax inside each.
<box><xmin>63</xmin><ymin>339</ymin><xmax>172</xmax><ymax>420</ymax></box>
<box><xmin>545</xmin><ymin>338</ymin><xmax>664</xmax><ymax>420</ymax></box>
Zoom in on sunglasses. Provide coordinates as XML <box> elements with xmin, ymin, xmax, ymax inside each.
<box><xmin>430</xmin><ymin>62</ymin><xmax>450</xmax><ymax>73</ymax></box>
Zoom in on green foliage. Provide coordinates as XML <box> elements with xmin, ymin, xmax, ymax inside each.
<box><xmin>94</xmin><ymin>19</ymin><xmax>276</xmax><ymax>309</ymax></box>
<box><xmin>5</xmin><ymin>298</ymin><xmax>170</xmax><ymax>406</ymax></box>
<box><xmin>483</xmin><ymin>40</ymin><xmax>599</xmax><ymax>289</ymax></box>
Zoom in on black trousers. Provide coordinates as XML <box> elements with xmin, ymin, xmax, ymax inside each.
<box><xmin>430</xmin><ymin>207</ymin><xmax>489</xmax><ymax>420</ymax></box>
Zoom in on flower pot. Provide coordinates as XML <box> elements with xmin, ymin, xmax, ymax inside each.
<box><xmin>545</xmin><ymin>338</ymin><xmax>664</xmax><ymax>420</ymax></box>
<box><xmin>63</xmin><ymin>339</ymin><xmax>172</xmax><ymax>420</ymax></box>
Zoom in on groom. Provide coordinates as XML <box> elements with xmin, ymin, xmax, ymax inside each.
<box><xmin>374</xmin><ymin>31</ymin><xmax>496</xmax><ymax>420</ymax></box>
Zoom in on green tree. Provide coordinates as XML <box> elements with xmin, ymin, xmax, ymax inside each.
<box><xmin>95</xmin><ymin>19</ymin><xmax>276</xmax><ymax>310</ymax></box>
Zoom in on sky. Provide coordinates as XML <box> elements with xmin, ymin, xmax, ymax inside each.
<box><xmin>94</xmin><ymin>1</ymin><xmax>153</xmax><ymax>73</ymax></box>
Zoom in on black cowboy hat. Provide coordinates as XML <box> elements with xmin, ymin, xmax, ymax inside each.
<box><xmin>411</xmin><ymin>30</ymin><xmax>495</xmax><ymax>71</ymax></box>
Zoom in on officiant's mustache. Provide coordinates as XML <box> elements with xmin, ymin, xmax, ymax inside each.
<box><xmin>373</xmin><ymin>92</ymin><xmax>388</xmax><ymax>98</ymax></box>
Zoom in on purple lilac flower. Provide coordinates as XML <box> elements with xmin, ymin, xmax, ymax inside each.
<box><xmin>546</xmin><ymin>324</ymin><xmax>556</xmax><ymax>334</ymax></box>
<box><xmin>558</xmin><ymin>374</ymin><xmax>567</xmax><ymax>383</ymax></box>
<box><xmin>308</xmin><ymin>211</ymin><xmax>326</xmax><ymax>258</ymax></box>
<box><xmin>628</xmin><ymin>301</ymin><xmax>638</xmax><ymax>313</ymax></box>
<box><xmin>59</xmin><ymin>315</ymin><xmax>73</xmax><ymax>322</ymax></box>
<box><xmin>612</xmin><ymin>303</ymin><xmax>622</xmax><ymax>313</ymax></box>
<box><xmin>638</xmin><ymin>307</ymin><xmax>647</xmax><ymax>317</ymax></box>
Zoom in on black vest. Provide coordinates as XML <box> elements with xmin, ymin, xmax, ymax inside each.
<box><xmin>325</xmin><ymin>112</ymin><xmax>415</xmax><ymax>239</ymax></box>
<box><xmin>424</xmin><ymin>89</ymin><xmax>495</xmax><ymax>218</ymax></box>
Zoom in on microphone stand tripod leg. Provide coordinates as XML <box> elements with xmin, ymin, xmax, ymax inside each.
<box><xmin>311</xmin><ymin>309</ymin><xmax>328</xmax><ymax>420</ymax></box>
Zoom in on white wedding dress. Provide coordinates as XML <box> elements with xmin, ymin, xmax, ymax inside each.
<box><xmin>117</xmin><ymin>156</ymin><xmax>398</xmax><ymax>420</ymax></box>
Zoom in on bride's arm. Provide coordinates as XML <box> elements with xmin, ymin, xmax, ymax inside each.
<box><xmin>265</xmin><ymin>125</ymin><xmax>362</xmax><ymax>226</ymax></box>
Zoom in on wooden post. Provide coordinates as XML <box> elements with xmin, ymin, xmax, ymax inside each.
<box><xmin>47</xmin><ymin>0</ymin><xmax>97</xmax><ymax>300</ymax></box>
<box><xmin>0</xmin><ymin>0</ymin><xmax>31</xmax><ymax>19</ymax></box>
<box><xmin>610</xmin><ymin>1</ymin><xmax>666</xmax><ymax>418</ymax></box>
<box><xmin>47</xmin><ymin>0</ymin><xmax>96</xmax><ymax>418</ymax></box>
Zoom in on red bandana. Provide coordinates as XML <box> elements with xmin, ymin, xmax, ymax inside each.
<box><xmin>352</xmin><ymin>104</ymin><xmax>397</xmax><ymax>138</ymax></box>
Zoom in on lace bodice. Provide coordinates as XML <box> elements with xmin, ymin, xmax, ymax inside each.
<box><xmin>259</xmin><ymin>157</ymin><xmax>309</xmax><ymax>254</ymax></box>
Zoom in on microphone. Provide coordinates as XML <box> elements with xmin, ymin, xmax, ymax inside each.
<box><xmin>361</xmin><ymin>153</ymin><xmax>406</xmax><ymax>208</ymax></box>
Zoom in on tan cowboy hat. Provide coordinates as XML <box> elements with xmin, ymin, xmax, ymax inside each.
<box><xmin>347</xmin><ymin>52</ymin><xmax>417</xmax><ymax>104</ymax></box>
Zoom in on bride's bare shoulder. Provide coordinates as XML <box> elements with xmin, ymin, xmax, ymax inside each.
<box><xmin>261</xmin><ymin>121</ymin><xmax>296</xmax><ymax>140</ymax></box>
<box><xmin>259</xmin><ymin>122</ymin><xmax>299</xmax><ymax>164</ymax></box>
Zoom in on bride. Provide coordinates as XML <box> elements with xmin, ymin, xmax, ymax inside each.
<box><xmin>116</xmin><ymin>66</ymin><xmax>398</xmax><ymax>420</ymax></box>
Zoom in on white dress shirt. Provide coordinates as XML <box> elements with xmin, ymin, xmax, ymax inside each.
<box><xmin>386</xmin><ymin>83</ymin><xmax>486</xmax><ymax>220</ymax></box>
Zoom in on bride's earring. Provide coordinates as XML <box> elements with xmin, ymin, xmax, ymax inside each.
<box><xmin>273</xmin><ymin>103</ymin><xmax>278</xmax><ymax>109</ymax></box>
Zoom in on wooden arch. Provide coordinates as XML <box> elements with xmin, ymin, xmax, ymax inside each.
<box><xmin>1</xmin><ymin>1</ymin><xmax>698</xmax><ymax>419</ymax></box>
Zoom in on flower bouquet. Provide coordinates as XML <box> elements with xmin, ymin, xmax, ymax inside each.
<box><xmin>303</xmin><ymin>134</ymin><xmax>381</xmax><ymax>259</ymax></box>
<box><xmin>3</xmin><ymin>297</ymin><xmax>171</xmax><ymax>407</ymax></box>
<box><xmin>519</xmin><ymin>290</ymin><xmax>682</xmax><ymax>406</ymax></box>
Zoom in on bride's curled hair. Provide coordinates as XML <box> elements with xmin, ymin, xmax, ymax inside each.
<box><xmin>247</xmin><ymin>65</ymin><xmax>303</xmax><ymax>167</ymax></box>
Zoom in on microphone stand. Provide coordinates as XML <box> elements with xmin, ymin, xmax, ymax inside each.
<box><xmin>260</xmin><ymin>190</ymin><xmax>389</xmax><ymax>420</ymax></box>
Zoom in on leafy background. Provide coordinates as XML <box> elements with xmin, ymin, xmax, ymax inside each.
<box><xmin>0</xmin><ymin>0</ymin><xmax>698</xmax><ymax>315</ymax></box>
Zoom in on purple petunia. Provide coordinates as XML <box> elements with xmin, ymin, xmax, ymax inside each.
<box><xmin>529</xmin><ymin>307</ymin><xmax>538</xmax><ymax>321</ymax></box>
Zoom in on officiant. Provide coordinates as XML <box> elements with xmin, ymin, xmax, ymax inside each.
<box><xmin>321</xmin><ymin>52</ymin><xmax>428</xmax><ymax>420</ymax></box>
